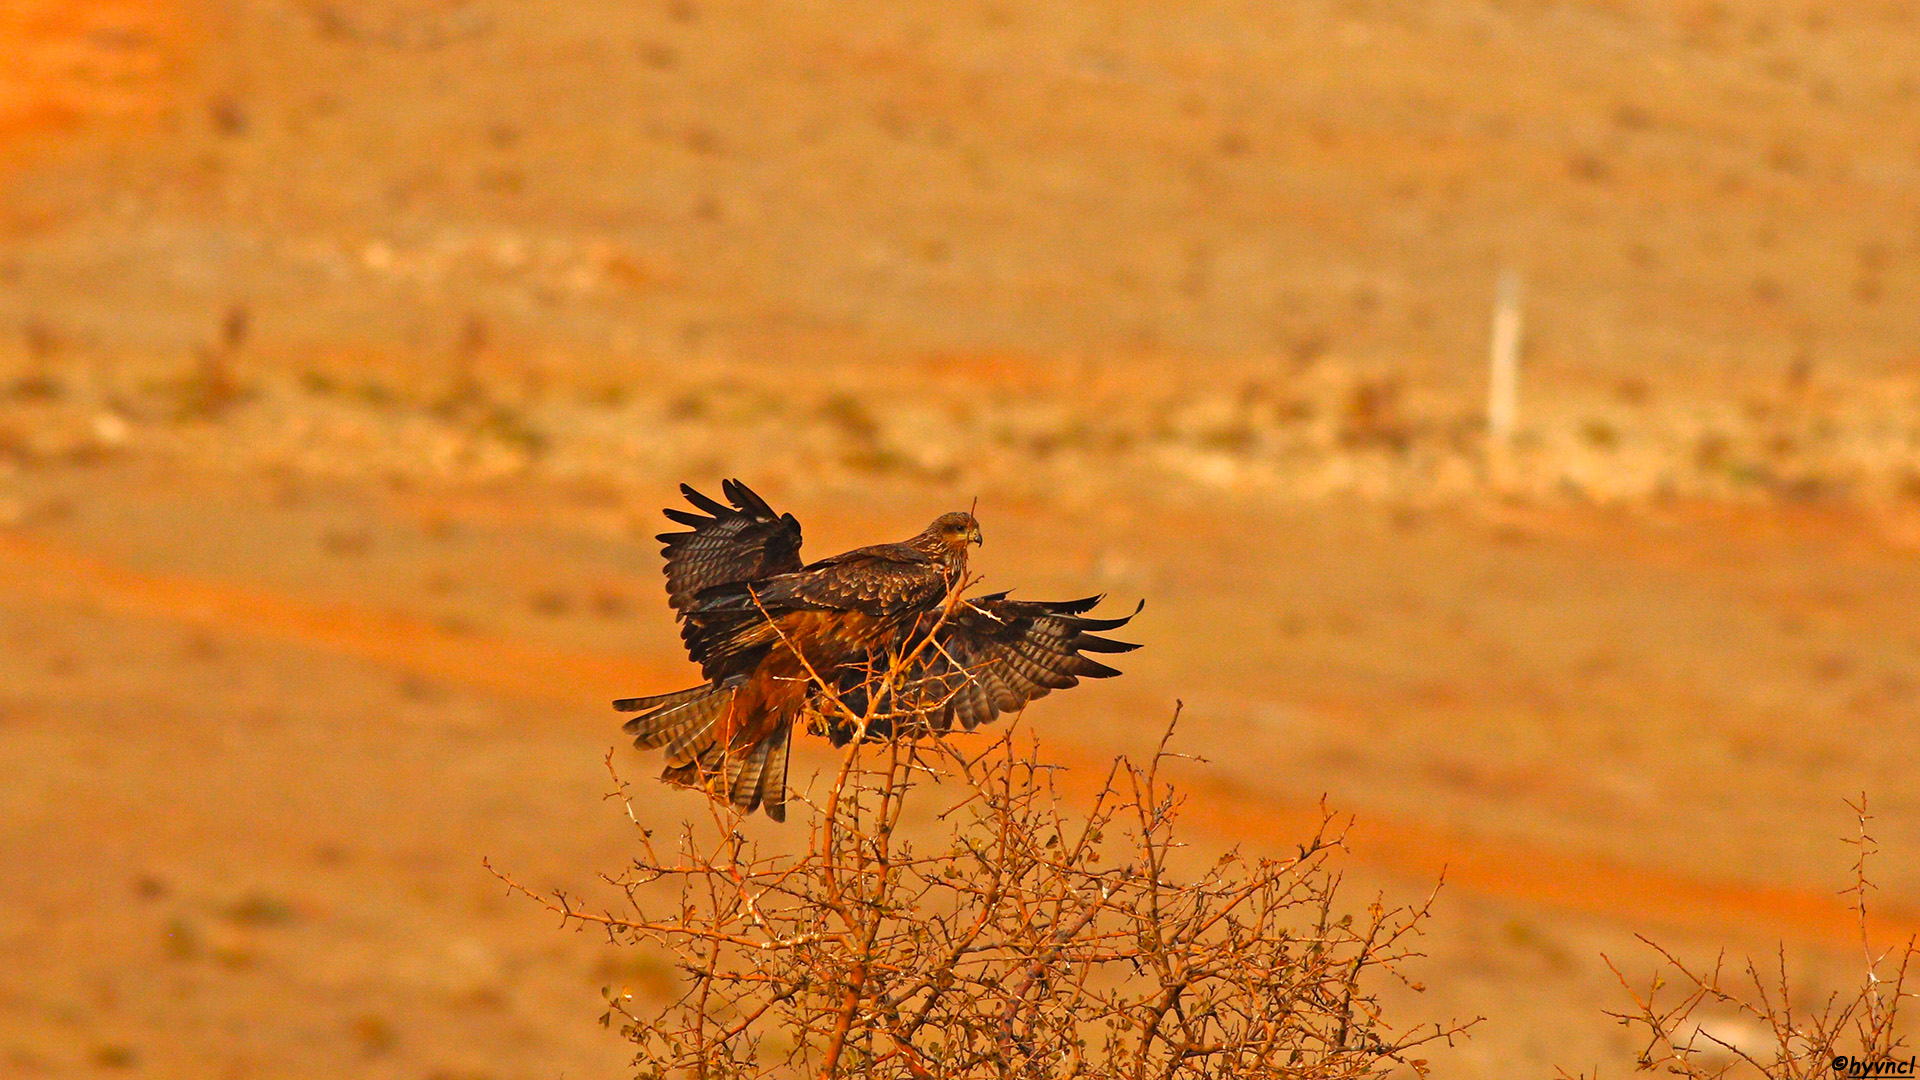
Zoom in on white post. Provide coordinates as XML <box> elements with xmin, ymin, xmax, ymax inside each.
<box><xmin>1487</xmin><ymin>269</ymin><xmax>1523</xmax><ymax>448</ymax></box>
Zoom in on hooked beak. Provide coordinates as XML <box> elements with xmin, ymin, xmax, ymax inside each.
<box><xmin>970</xmin><ymin>526</ymin><xmax>984</xmax><ymax>547</ymax></box>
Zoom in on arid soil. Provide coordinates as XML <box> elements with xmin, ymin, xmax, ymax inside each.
<box><xmin>4</xmin><ymin>2</ymin><xmax>1919</xmax><ymax>1078</ymax></box>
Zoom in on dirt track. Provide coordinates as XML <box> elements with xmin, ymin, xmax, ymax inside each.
<box><xmin>2</xmin><ymin>520</ymin><xmax>1911</xmax><ymax>951</ymax></box>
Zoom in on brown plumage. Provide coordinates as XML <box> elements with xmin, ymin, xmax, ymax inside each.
<box><xmin>614</xmin><ymin>480</ymin><xmax>1142</xmax><ymax>820</ymax></box>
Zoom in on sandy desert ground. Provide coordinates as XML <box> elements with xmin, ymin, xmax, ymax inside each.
<box><xmin>4</xmin><ymin>1</ymin><xmax>1920</xmax><ymax>1077</ymax></box>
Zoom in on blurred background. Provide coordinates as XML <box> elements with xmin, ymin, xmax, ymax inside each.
<box><xmin>3</xmin><ymin>0</ymin><xmax>1919</xmax><ymax>1076</ymax></box>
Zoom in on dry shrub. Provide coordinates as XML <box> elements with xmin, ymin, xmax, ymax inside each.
<box><xmin>1593</xmin><ymin>797</ymin><xmax>1915</xmax><ymax>1080</ymax></box>
<box><xmin>495</xmin><ymin>714</ymin><xmax>1470</xmax><ymax>1078</ymax></box>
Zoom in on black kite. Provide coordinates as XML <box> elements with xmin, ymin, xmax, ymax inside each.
<box><xmin>614</xmin><ymin>481</ymin><xmax>1141</xmax><ymax>820</ymax></box>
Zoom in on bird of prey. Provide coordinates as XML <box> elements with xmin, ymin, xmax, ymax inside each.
<box><xmin>614</xmin><ymin>480</ymin><xmax>1141</xmax><ymax>820</ymax></box>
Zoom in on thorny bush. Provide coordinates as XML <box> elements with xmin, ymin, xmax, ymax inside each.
<box><xmin>494</xmin><ymin>707</ymin><xmax>1471</xmax><ymax>1079</ymax></box>
<box><xmin>1591</xmin><ymin>797</ymin><xmax>1915</xmax><ymax>1080</ymax></box>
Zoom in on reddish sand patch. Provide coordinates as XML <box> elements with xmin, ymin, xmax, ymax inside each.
<box><xmin>0</xmin><ymin>527</ymin><xmax>672</xmax><ymax>711</ymax></box>
<box><xmin>0</xmin><ymin>0</ymin><xmax>189</xmax><ymax>149</ymax></box>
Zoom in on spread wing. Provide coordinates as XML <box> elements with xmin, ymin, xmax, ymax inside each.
<box><xmin>658</xmin><ymin>480</ymin><xmax>803</xmax><ymax>612</ymax></box>
<box><xmin>822</xmin><ymin>594</ymin><xmax>1142</xmax><ymax>743</ymax></box>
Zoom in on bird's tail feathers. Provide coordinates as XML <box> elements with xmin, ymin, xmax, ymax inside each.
<box><xmin>728</xmin><ymin>725</ymin><xmax>788</xmax><ymax>822</ymax></box>
<box><xmin>625</xmin><ymin>680</ymin><xmax>788</xmax><ymax>821</ymax></box>
<box><xmin>618</xmin><ymin>682</ymin><xmax>736</xmax><ymax>762</ymax></box>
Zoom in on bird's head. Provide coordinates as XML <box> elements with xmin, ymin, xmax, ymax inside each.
<box><xmin>927</xmin><ymin>511</ymin><xmax>984</xmax><ymax>554</ymax></box>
